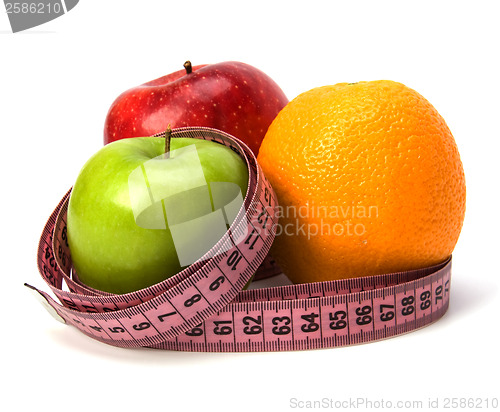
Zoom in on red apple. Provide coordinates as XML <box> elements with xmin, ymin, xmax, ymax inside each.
<box><xmin>103</xmin><ymin>61</ymin><xmax>289</xmax><ymax>155</ymax></box>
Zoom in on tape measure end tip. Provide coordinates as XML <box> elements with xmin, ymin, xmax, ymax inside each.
<box><xmin>24</xmin><ymin>283</ymin><xmax>66</xmax><ymax>324</ymax></box>
<box><xmin>24</xmin><ymin>283</ymin><xmax>37</xmax><ymax>291</ymax></box>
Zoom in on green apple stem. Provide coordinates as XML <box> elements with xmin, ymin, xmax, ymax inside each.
<box><xmin>164</xmin><ymin>125</ymin><xmax>172</xmax><ymax>157</ymax></box>
<box><xmin>184</xmin><ymin>61</ymin><xmax>193</xmax><ymax>74</ymax></box>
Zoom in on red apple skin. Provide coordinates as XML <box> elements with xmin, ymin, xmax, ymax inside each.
<box><xmin>103</xmin><ymin>61</ymin><xmax>289</xmax><ymax>155</ymax></box>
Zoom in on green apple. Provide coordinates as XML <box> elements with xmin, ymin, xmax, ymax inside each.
<box><xmin>67</xmin><ymin>136</ymin><xmax>249</xmax><ymax>294</ymax></box>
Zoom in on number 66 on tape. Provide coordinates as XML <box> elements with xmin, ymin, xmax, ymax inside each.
<box><xmin>27</xmin><ymin>127</ymin><xmax>452</xmax><ymax>352</ymax></box>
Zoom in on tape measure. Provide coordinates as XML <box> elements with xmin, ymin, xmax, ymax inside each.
<box><xmin>26</xmin><ymin>127</ymin><xmax>452</xmax><ymax>352</ymax></box>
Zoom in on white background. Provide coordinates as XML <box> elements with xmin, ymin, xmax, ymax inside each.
<box><xmin>2</xmin><ymin>1</ymin><xmax>499</xmax><ymax>411</ymax></box>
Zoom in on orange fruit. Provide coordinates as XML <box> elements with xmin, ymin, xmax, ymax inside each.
<box><xmin>257</xmin><ymin>80</ymin><xmax>466</xmax><ymax>284</ymax></box>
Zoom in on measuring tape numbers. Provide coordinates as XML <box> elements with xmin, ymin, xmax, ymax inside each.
<box><xmin>27</xmin><ymin>127</ymin><xmax>452</xmax><ymax>352</ymax></box>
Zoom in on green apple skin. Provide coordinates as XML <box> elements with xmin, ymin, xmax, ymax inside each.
<box><xmin>67</xmin><ymin>137</ymin><xmax>248</xmax><ymax>294</ymax></box>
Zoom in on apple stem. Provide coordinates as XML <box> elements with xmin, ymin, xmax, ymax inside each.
<box><xmin>164</xmin><ymin>125</ymin><xmax>172</xmax><ymax>157</ymax></box>
<box><xmin>184</xmin><ymin>61</ymin><xmax>193</xmax><ymax>74</ymax></box>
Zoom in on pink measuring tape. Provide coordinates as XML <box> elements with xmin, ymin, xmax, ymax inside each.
<box><xmin>26</xmin><ymin>127</ymin><xmax>452</xmax><ymax>352</ymax></box>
